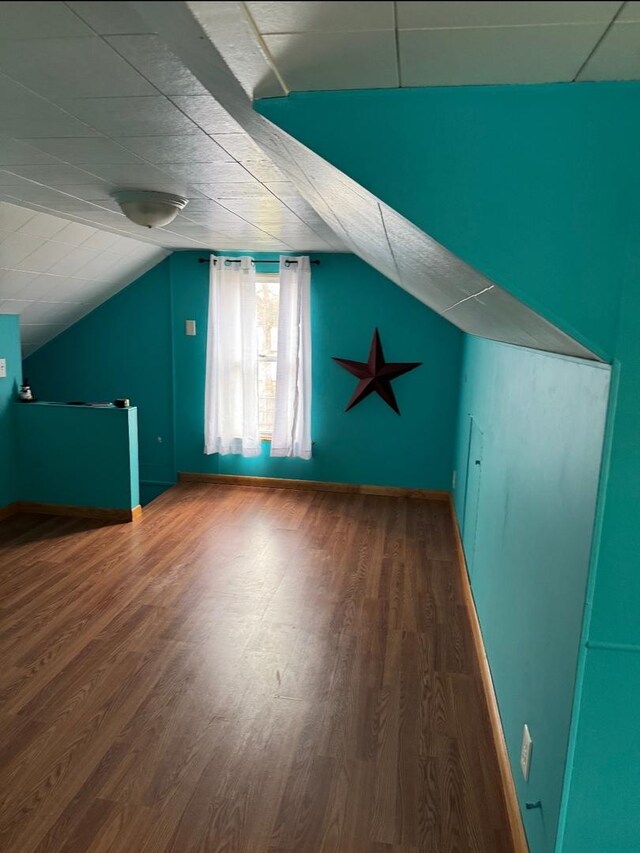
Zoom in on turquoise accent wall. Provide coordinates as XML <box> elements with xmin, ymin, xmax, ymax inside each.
<box><xmin>558</xmin><ymin>270</ymin><xmax>640</xmax><ymax>852</ymax></box>
<box><xmin>559</xmin><ymin>646</ymin><xmax>640</xmax><ymax>852</ymax></box>
<box><xmin>454</xmin><ymin>337</ymin><xmax>609</xmax><ymax>853</ymax></box>
<box><xmin>257</xmin><ymin>82</ymin><xmax>640</xmax><ymax>852</ymax></box>
<box><xmin>257</xmin><ymin>83</ymin><xmax>640</xmax><ymax>359</ymax></box>
<box><xmin>25</xmin><ymin>260</ymin><xmax>174</xmax><ymax>504</ymax></box>
<box><xmin>25</xmin><ymin>251</ymin><xmax>463</xmax><ymax>496</ymax></box>
<box><xmin>170</xmin><ymin>251</ymin><xmax>461</xmax><ymax>488</ymax></box>
<box><xmin>16</xmin><ymin>403</ymin><xmax>139</xmax><ymax>510</ymax></box>
<box><xmin>0</xmin><ymin>315</ymin><xmax>22</xmax><ymax>508</ymax></box>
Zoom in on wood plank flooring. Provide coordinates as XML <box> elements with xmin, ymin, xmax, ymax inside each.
<box><xmin>0</xmin><ymin>484</ymin><xmax>513</xmax><ymax>852</ymax></box>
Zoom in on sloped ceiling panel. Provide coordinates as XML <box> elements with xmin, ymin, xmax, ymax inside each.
<box><xmin>0</xmin><ymin>200</ymin><xmax>168</xmax><ymax>355</ymax></box>
<box><xmin>132</xmin><ymin>1</ymin><xmax>597</xmax><ymax>361</ymax></box>
<box><xmin>0</xmin><ymin>0</ymin><xmax>342</xmax><ymax>255</ymax></box>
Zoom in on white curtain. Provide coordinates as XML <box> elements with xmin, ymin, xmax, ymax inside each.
<box><xmin>204</xmin><ymin>256</ymin><xmax>261</xmax><ymax>457</ymax></box>
<box><xmin>271</xmin><ymin>256</ymin><xmax>312</xmax><ymax>459</ymax></box>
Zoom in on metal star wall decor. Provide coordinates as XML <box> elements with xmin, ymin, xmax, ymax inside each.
<box><xmin>333</xmin><ymin>328</ymin><xmax>421</xmax><ymax>415</ymax></box>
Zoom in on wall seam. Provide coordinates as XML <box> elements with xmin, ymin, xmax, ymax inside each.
<box><xmin>585</xmin><ymin>640</ymin><xmax>640</xmax><ymax>654</ymax></box>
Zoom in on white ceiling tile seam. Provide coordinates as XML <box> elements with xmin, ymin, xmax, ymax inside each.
<box><xmin>238</xmin><ymin>1</ymin><xmax>291</xmax><ymax>95</ymax></box>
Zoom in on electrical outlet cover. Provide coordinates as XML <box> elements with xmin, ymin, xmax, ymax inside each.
<box><xmin>520</xmin><ymin>724</ymin><xmax>532</xmax><ymax>781</ymax></box>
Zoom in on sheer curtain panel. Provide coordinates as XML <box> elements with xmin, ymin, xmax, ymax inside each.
<box><xmin>271</xmin><ymin>256</ymin><xmax>312</xmax><ymax>459</ymax></box>
<box><xmin>204</xmin><ymin>256</ymin><xmax>261</xmax><ymax>457</ymax></box>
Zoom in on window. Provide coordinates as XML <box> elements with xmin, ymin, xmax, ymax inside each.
<box><xmin>205</xmin><ymin>256</ymin><xmax>311</xmax><ymax>459</ymax></box>
<box><xmin>255</xmin><ymin>274</ymin><xmax>280</xmax><ymax>438</ymax></box>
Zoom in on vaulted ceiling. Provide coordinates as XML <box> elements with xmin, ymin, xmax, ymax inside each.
<box><xmin>0</xmin><ymin>1</ymin><xmax>611</xmax><ymax>360</ymax></box>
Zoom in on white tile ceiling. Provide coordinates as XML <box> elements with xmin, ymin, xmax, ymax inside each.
<box><xmin>264</xmin><ymin>31</ymin><xmax>400</xmax><ymax>91</ymax></box>
<box><xmin>246</xmin><ymin>2</ymin><xmax>396</xmax><ymax>33</ymax></box>
<box><xmin>0</xmin><ymin>200</ymin><xmax>168</xmax><ymax>356</ymax></box>
<box><xmin>577</xmin><ymin>2</ymin><xmax>640</xmax><ymax>80</ymax></box>
<box><xmin>0</xmin><ymin>1</ymin><xmax>343</xmax><ymax>258</ymax></box>
<box><xmin>234</xmin><ymin>1</ymin><xmax>630</xmax><ymax>91</ymax></box>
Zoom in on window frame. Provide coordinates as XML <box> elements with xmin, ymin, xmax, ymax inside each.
<box><xmin>255</xmin><ymin>272</ymin><xmax>280</xmax><ymax>441</ymax></box>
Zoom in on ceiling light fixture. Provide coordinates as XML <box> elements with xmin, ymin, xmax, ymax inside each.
<box><xmin>112</xmin><ymin>190</ymin><xmax>188</xmax><ymax>228</ymax></box>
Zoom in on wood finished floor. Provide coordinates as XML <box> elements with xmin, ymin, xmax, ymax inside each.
<box><xmin>0</xmin><ymin>484</ymin><xmax>512</xmax><ymax>853</ymax></box>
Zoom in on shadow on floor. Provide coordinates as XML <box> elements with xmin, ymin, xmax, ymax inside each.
<box><xmin>0</xmin><ymin>513</ymin><xmax>118</xmax><ymax>546</ymax></box>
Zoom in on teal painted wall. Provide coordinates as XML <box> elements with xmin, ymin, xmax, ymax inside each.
<box><xmin>454</xmin><ymin>337</ymin><xmax>609</xmax><ymax>853</ymax></box>
<box><xmin>0</xmin><ymin>315</ymin><xmax>21</xmax><ymax>508</ymax></box>
<box><xmin>558</xmin><ymin>271</ymin><xmax>640</xmax><ymax>852</ymax></box>
<box><xmin>559</xmin><ymin>646</ymin><xmax>640</xmax><ymax>852</ymax></box>
<box><xmin>257</xmin><ymin>83</ymin><xmax>640</xmax><ymax>851</ymax></box>
<box><xmin>258</xmin><ymin>83</ymin><xmax>640</xmax><ymax>359</ymax></box>
<box><xmin>586</xmin><ymin>276</ymin><xmax>640</xmax><ymax>645</ymax></box>
<box><xmin>25</xmin><ymin>251</ymin><xmax>463</xmax><ymax>495</ymax></box>
<box><xmin>16</xmin><ymin>403</ymin><xmax>139</xmax><ymax>510</ymax></box>
<box><xmin>25</xmin><ymin>260</ymin><xmax>174</xmax><ymax>503</ymax></box>
<box><xmin>171</xmin><ymin>251</ymin><xmax>461</xmax><ymax>489</ymax></box>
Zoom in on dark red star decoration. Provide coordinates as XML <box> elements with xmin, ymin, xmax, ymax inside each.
<box><xmin>333</xmin><ymin>328</ymin><xmax>421</xmax><ymax>415</ymax></box>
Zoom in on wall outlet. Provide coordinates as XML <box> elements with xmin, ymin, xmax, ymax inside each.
<box><xmin>185</xmin><ymin>319</ymin><xmax>196</xmax><ymax>336</ymax></box>
<box><xmin>452</xmin><ymin>469</ymin><xmax>457</xmax><ymax>489</ymax></box>
<box><xmin>520</xmin><ymin>724</ymin><xmax>533</xmax><ymax>781</ymax></box>
<box><xmin>0</xmin><ymin>358</ymin><xmax>5</xmax><ymax>378</ymax></box>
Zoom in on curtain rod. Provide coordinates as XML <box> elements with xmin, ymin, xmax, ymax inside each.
<box><xmin>197</xmin><ymin>257</ymin><xmax>319</xmax><ymax>266</ymax></box>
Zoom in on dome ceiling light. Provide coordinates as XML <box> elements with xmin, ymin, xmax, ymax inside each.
<box><xmin>113</xmin><ymin>190</ymin><xmax>188</xmax><ymax>228</ymax></box>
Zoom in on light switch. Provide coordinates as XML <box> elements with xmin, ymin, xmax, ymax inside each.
<box><xmin>185</xmin><ymin>320</ymin><xmax>196</xmax><ymax>336</ymax></box>
<box><xmin>0</xmin><ymin>358</ymin><xmax>6</xmax><ymax>378</ymax></box>
<box><xmin>520</xmin><ymin>724</ymin><xmax>533</xmax><ymax>781</ymax></box>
